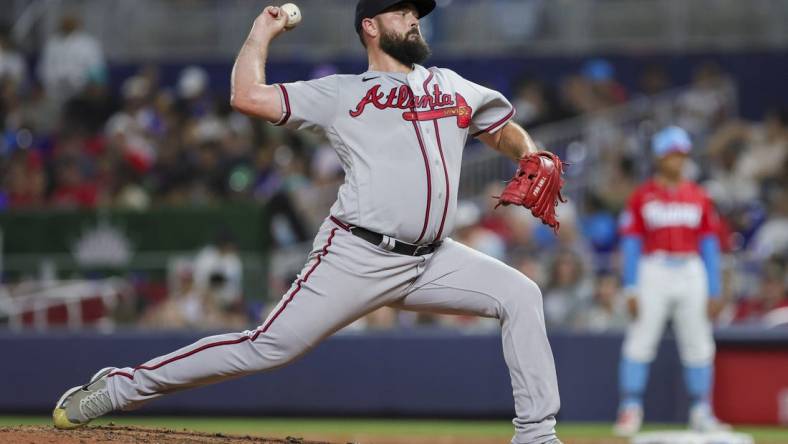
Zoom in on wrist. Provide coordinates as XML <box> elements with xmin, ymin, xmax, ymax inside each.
<box><xmin>248</xmin><ymin>20</ymin><xmax>277</xmax><ymax>42</ymax></box>
<box><xmin>517</xmin><ymin>148</ymin><xmax>537</xmax><ymax>160</ymax></box>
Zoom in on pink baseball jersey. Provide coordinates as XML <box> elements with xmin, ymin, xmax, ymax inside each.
<box><xmin>620</xmin><ymin>180</ymin><xmax>720</xmax><ymax>254</ymax></box>
<box><xmin>273</xmin><ymin>64</ymin><xmax>514</xmax><ymax>244</ymax></box>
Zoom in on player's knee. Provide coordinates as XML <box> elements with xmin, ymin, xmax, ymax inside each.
<box><xmin>249</xmin><ymin>336</ymin><xmax>309</xmax><ymax>370</ymax></box>
<box><xmin>623</xmin><ymin>338</ymin><xmax>659</xmax><ymax>363</ymax></box>
<box><xmin>679</xmin><ymin>340</ymin><xmax>716</xmax><ymax>366</ymax></box>
<box><xmin>501</xmin><ymin>273</ymin><xmax>543</xmax><ymax>318</ymax></box>
<box><xmin>520</xmin><ymin>276</ymin><xmax>543</xmax><ymax>306</ymax></box>
<box><xmin>623</xmin><ymin>346</ymin><xmax>657</xmax><ymax>363</ymax></box>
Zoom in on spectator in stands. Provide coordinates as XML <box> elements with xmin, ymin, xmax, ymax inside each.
<box><xmin>148</xmin><ymin>134</ymin><xmax>189</xmax><ymax>205</ymax></box>
<box><xmin>734</xmin><ymin>256</ymin><xmax>788</xmax><ymax>325</ymax></box>
<box><xmin>738</xmin><ymin>108</ymin><xmax>787</xmax><ymax>184</ymax></box>
<box><xmin>551</xmin><ymin>201</ymin><xmax>595</xmax><ymax>264</ymax></box>
<box><xmin>50</xmin><ymin>155</ymin><xmax>98</xmax><ymax>208</ymax></box>
<box><xmin>512</xmin><ymin>249</ymin><xmax>547</xmax><ymax>288</ymax></box>
<box><xmin>38</xmin><ymin>15</ymin><xmax>106</xmax><ymax>102</ymax></box>
<box><xmin>707</xmin><ymin>108</ymin><xmax>788</xmax><ymax>188</ymax></box>
<box><xmin>580</xmin><ymin>192</ymin><xmax>619</xmax><ymax>257</ymax></box>
<box><xmin>141</xmin><ymin>266</ymin><xmax>205</xmax><ymax>329</ymax></box>
<box><xmin>1</xmin><ymin>72</ymin><xmax>22</xmax><ymax>141</ymax></box>
<box><xmin>479</xmin><ymin>182</ymin><xmax>537</xmax><ymax>252</ymax></box>
<box><xmin>111</xmin><ymin>164</ymin><xmax>150</xmax><ymax>210</ymax></box>
<box><xmin>104</xmin><ymin>75</ymin><xmax>157</xmax><ymax>175</ymax></box>
<box><xmin>575</xmin><ymin>271</ymin><xmax>627</xmax><ymax>332</ymax></box>
<box><xmin>16</xmin><ymin>80</ymin><xmax>60</xmax><ymax>135</ymax></box>
<box><xmin>512</xmin><ymin>76</ymin><xmax>559</xmax><ymax>129</ymax></box>
<box><xmin>220</xmin><ymin>112</ymin><xmax>255</xmax><ymax>178</ymax></box>
<box><xmin>558</xmin><ymin>74</ymin><xmax>599</xmax><ymax>116</ymax></box>
<box><xmin>175</xmin><ymin>65</ymin><xmax>213</xmax><ymax>119</ymax></box>
<box><xmin>750</xmin><ymin>188</ymin><xmax>788</xmax><ymax>260</ymax></box>
<box><xmin>2</xmin><ymin>12</ymin><xmax>786</xmax><ymax>337</ymax></box>
<box><xmin>358</xmin><ymin>307</ymin><xmax>399</xmax><ymax>330</ymax></box>
<box><xmin>454</xmin><ymin>201</ymin><xmax>507</xmax><ymax>261</ymax></box>
<box><xmin>636</xmin><ymin>63</ymin><xmax>675</xmax><ymax>123</ymax></box>
<box><xmin>637</xmin><ymin>64</ymin><xmax>672</xmax><ymax>97</ymax></box>
<box><xmin>62</xmin><ymin>75</ymin><xmax>117</xmax><ymax>135</ymax></box>
<box><xmin>294</xmin><ymin>135</ymin><xmax>344</xmax><ymax>227</ymax></box>
<box><xmin>543</xmin><ymin>248</ymin><xmax>594</xmax><ymax>328</ymax></box>
<box><xmin>703</xmin><ymin>136</ymin><xmax>759</xmax><ymax>213</ymax></box>
<box><xmin>1</xmin><ymin>151</ymin><xmax>46</xmax><ymax>209</ymax></box>
<box><xmin>582</xmin><ymin>58</ymin><xmax>628</xmax><ymax>106</ymax></box>
<box><xmin>310</xmin><ymin>136</ymin><xmax>343</xmax><ymax>186</ymax></box>
<box><xmin>596</xmin><ymin>155</ymin><xmax>639</xmax><ymax>213</ymax></box>
<box><xmin>0</xmin><ymin>24</ymin><xmax>27</xmax><ymax>91</ymax></box>
<box><xmin>193</xmin><ymin>230</ymin><xmax>243</xmax><ymax>310</ymax></box>
<box><xmin>189</xmin><ymin>140</ymin><xmax>226</xmax><ymax>203</ymax></box>
<box><xmin>142</xmin><ymin>265</ymin><xmax>248</xmax><ymax>331</ymax></box>
<box><xmin>676</xmin><ymin>61</ymin><xmax>734</xmax><ymax>136</ymax></box>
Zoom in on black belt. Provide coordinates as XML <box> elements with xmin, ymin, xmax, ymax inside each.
<box><xmin>331</xmin><ymin>217</ymin><xmax>442</xmax><ymax>257</ymax></box>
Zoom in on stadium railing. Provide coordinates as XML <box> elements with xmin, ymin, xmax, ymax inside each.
<box><xmin>0</xmin><ymin>277</ymin><xmax>128</xmax><ymax>331</ymax></box>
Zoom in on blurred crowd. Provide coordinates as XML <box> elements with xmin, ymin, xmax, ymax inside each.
<box><xmin>445</xmin><ymin>58</ymin><xmax>787</xmax><ymax>332</ymax></box>
<box><xmin>0</xmin><ymin>18</ymin><xmax>786</xmax><ymax>332</ymax></box>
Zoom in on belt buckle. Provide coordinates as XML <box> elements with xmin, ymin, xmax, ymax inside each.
<box><xmin>413</xmin><ymin>245</ymin><xmax>432</xmax><ymax>256</ymax></box>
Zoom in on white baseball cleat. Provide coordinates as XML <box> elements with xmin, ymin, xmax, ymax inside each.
<box><xmin>689</xmin><ymin>403</ymin><xmax>732</xmax><ymax>433</ymax></box>
<box><xmin>613</xmin><ymin>404</ymin><xmax>643</xmax><ymax>437</ymax></box>
<box><xmin>52</xmin><ymin>367</ymin><xmax>115</xmax><ymax>429</ymax></box>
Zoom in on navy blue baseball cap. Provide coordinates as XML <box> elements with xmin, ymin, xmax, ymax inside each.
<box><xmin>355</xmin><ymin>0</ymin><xmax>436</xmax><ymax>33</ymax></box>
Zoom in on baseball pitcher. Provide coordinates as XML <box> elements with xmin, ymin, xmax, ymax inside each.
<box><xmin>53</xmin><ymin>2</ymin><xmax>565</xmax><ymax>443</ymax></box>
<box><xmin>614</xmin><ymin>126</ymin><xmax>729</xmax><ymax>436</ymax></box>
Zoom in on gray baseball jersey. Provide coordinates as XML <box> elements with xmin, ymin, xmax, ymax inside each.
<box><xmin>103</xmin><ymin>65</ymin><xmax>560</xmax><ymax>444</ymax></box>
<box><xmin>274</xmin><ymin>64</ymin><xmax>514</xmax><ymax>243</ymax></box>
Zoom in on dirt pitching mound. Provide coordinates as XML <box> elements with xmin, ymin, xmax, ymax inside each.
<box><xmin>0</xmin><ymin>425</ymin><xmax>634</xmax><ymax>444</ymax></box>
<box><xmin>0</xmin><ymin>425</ymin><xmax>333</xmax><ymax>444</ymax></box>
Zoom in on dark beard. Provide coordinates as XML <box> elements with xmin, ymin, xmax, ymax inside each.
<box><xmin>379</xmin><ymin>28</ymin><xmax>431</xmax><ymax>66</ymax></box>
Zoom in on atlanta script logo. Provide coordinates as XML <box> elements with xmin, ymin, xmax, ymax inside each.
<box><xmin>349</xmin><ymin>84</ymin><xmax>472</xmax><ymax>128</ymax></box>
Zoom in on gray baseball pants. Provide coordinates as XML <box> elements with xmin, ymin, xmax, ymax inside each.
<box><xmin>106</xmin><ymin>217</ymin><xmax>560</xmax><ymax>444</ymax></box>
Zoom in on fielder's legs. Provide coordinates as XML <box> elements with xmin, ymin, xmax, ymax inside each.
<box><xmin>391</xmin><ymin>239</ymin><xmax>560</xmax><ymax>444</ymax></box>
<box><xmin>671</xmin><ymin>258</ymin><xmax>727</xmax><ymax>430</ymax></box>
<box><xmin>106</xmin><ymin>220</ymin><xmax>421</xmax><ymax>411</ymax></box>
<box><xmin>615</xmin><ymin>257</ymin><xmax>674</xmax><ymax>435</ymax></box>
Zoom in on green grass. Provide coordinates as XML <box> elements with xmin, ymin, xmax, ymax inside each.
<box><xmin>1</xmin><ymin>416</ymin><xmax>787</xmax><ymax>441</ymax></box>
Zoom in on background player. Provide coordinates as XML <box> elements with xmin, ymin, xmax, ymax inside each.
<box><xmin>613</xmin><ymin>126</ymin><xmax>729</xmax><ymax>436</ymax></box>
<box><xmin>51</xmin><ymin>2</ymin><xmax>565</xmax><ymax>443</ymax></box>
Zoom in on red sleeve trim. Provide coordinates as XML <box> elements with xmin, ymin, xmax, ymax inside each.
<box><xmin>472</xmin><ymin>108</ymin><xmax>515</xmax><ymax>137</ymax></box>
<box><xmin>274</xmin><ymin>84</ymin><xmax>291</xmax><ymax>126</ymax></box>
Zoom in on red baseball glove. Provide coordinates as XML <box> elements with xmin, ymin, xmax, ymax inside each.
<box><xmin>496</xmin><ymin>151</ymin><xmax>567</xmax><ymax>232</ymax></box>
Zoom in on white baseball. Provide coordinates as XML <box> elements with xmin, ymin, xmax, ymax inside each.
<box><xmin>281</xmin><ymin>3</ymin><xmax>302</xmax><ymax>29</ymax></box>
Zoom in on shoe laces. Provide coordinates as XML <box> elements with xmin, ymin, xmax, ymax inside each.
<box><xmin>79</xmin><ymin>387</ymin><xmax>112</xmax><ymax>419</ymax></box>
